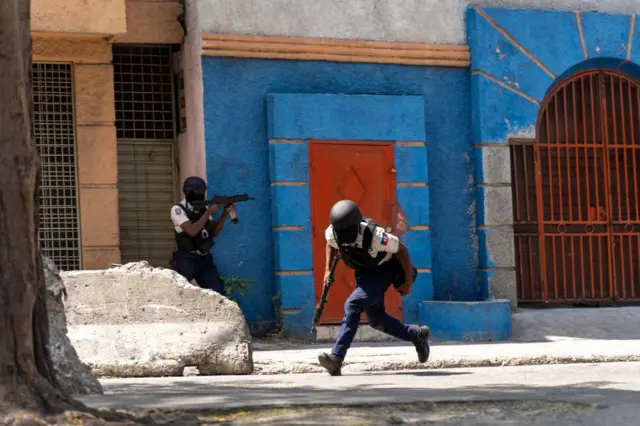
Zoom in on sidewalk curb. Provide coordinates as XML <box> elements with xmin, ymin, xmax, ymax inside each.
<box><xmin>254</xmin><ymin>354</ymin><xmax>640</xmax><ymax>375</ymax></box>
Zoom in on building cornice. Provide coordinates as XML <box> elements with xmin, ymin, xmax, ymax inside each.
<box><xmin>201</xmin><ymin>33</ymin><xmax>470</xmax><ymax>67</ymax></box>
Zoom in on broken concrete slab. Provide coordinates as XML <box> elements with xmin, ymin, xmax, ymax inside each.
<box><xmin>62</xmin><ymin>261</ymin><xmax>253</xmax><ymax>377</ymax></box>
<box><xmin>43</xmin><ymin>255</ymin><xmax>103</xmax><ymax>395</ymax></box>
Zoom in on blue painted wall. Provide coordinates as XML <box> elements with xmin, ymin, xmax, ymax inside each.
<box><xmin>201</xmin><ymin>57</ymin><xmax>478</xmax><ymax>328</ymax></box>
<box><xmin>467</xmin><ymin>6</ymin><xmax>640</xmax><ymax>143</ymax></box>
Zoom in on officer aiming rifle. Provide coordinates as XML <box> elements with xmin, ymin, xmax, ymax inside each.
<box><xmin>315</xmin><ymin>200</ymin><xmax>430</xmax><ymax>376</ymax></box>
<box><xmin>169</xmin><ymin>177</ymin><xmax>254</xmax><ymax>294</ymax></box>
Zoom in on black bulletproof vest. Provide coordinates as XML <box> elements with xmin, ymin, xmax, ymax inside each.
<box><xmin>332</xmin><ymin>217</ymin><xmax>387</xmax><ymax>271</ymax></box>
<box><xmin>174</xmin><ymin>204</ymin><xmax>214</xmax><ymax>253</ymax></box>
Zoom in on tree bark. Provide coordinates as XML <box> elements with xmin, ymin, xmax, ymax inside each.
<box><xmin>0</xmin><ymin>0</ymin><xmax>80</xmax><ymax>416</ymax></box>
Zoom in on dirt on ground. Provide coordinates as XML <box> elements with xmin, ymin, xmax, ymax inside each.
<box><xmin>2</xmin><ymin>400</ymin><xmax>600</xmax><ymax>425</ymax></box>
<box><xmin>203</xmin><ymin>400</ymin><xmax>599</xmax><ymax>425</ymax></box>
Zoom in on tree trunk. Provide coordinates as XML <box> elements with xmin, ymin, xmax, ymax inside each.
<box><xmin>0</xmin><ymin>0</ymin><xmax>80</xmax><ymax>416</ymax></box>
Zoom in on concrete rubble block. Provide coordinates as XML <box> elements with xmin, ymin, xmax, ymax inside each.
<box><xmin>42</xmin><ymin>255</ymin><xmax>104</xmax><ymax>395</ymax></box>
<box><xmin>62</xmin><ymin>261</ymin><xmax>254</xmax><ymax>377</ymax></box>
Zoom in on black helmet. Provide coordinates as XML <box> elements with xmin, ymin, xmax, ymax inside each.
<box><xmin>330</xmin><ymin>200</ymin><xmax>363</xmax><ymax>230</ymax></box>
<box><xmin>183</xmin><ymin>176</ymin><xmax>207</xmax><ymax>195</ymax></box>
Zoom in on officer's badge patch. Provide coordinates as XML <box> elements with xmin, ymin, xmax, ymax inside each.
<box><xmin>381</xmin><ymin>233</ymin><xmax>389</xmax><ymax>246</ymax></box>
<box><xmin>174</xmin><ymin>207</ymin><xmax>181</xmax><ymax>215</ymax></box>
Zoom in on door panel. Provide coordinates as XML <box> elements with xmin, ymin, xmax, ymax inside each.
<box><xmin>309</xmin><ymin>140</ymin><xmax>402</xmax><ymax>324</ymax></box>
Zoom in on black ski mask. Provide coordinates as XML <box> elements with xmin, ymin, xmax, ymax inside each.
<box><xmin>334</xmin><ymin>223</ymin><xmax>360</xmax><ymax>245</ymax></box>
<box><xmin>186</xmin><ymin>191</ymin><xmax>206</xmax><ymax>204</ymax></box>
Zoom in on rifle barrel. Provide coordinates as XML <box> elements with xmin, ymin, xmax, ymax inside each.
<box><xmin>310</xmin><ymin>254</ymin><xmax>341</xmax><ymax>334</ymax></box>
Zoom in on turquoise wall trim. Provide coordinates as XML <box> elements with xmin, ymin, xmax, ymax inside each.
<box><xmin>267</xmin><ymin>93</ymin><xmax>432</xmax><ymax>339</ymax></box>
<box><xmin>418</xmin><ymin>299</ymin><xmax>512</xmax><ymax>341</ymax></box>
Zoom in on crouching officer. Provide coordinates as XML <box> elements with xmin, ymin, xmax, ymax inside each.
<box><xmin>169</xmin><ymin>176</ymin><xmax>230</xmax><ymax>295</ymax></box>
<box><xmin>318</xmin><ymin>200</ymin><xmax>431</xmax><ymax>376</ymax></box>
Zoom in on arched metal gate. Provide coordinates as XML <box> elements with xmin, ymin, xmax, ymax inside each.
<box><xmin>512</xmin><ymin>69</ymin><xmax>640</xmax><ymax>303</ymax></box>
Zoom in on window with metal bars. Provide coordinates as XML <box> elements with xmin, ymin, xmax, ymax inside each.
<box><xmin>113</xmin><ymin>44</ymin><xmax>179</xmax><ymax>267</ymax></box>
<box><xmin>113</xmin><ymin>45</ymin><xmax>176</xmax><ymax>140</ymax></box>
<box><xmin>33</xmin><ymin>62</ymin><xmax>82</xmax><ymax>271</ymax></box>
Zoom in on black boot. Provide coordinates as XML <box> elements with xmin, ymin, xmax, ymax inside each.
<box><xmin>412</xmin><ymin>326</ymin><xmax>431</xmax><ymax>363</ymax></box>
<box><xmin>318</xmin><ymin>352</ymin><xmax>343</xmax><ymax>376</ymax></box>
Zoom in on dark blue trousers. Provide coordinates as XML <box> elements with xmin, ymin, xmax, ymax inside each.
<box><xmin>170</xmin><ymin>251</ymin><xmax>225</xmax><ymax>295</ymax></box>
<box><xmin>332</xmin><ymin>261</ymin><xmax>420</xmax><ymax>359</ymax></box>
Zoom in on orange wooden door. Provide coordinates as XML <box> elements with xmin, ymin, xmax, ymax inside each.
<box><xmin>309</xmin><ymin>140</ymin><xmax>402</xmax><ymax>325</ymax></box>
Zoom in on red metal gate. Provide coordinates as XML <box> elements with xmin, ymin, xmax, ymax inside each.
<box><xmin>512</xmin><ymin>69</ymin><xmax>640</xmax><ymax>303</ymax></box>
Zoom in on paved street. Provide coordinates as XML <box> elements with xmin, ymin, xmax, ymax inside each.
<box><xmin>80</xmin><ymin>362</ymin><xmax>640</xmax><ymax>424</ymax></box>
<box><xmin>76</xmin><ymin>307</ymin><xmax>640</xmax><ymax>423</ymax></box>
<box><xmin>249</xmin><ymin>307</ymin><xmax>640</xmax><ymax>375</ymax></box>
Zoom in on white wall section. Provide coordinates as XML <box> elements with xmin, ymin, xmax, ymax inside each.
<box><xmin>194</xmin><ymin>0</ymin><xmax>640</xmax><ymax>45</ymax></box>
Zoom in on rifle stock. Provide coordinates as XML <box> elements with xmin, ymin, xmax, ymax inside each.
<box><xmin>310</xmin><ymin>254</ymin><xmax>341</xmax><ymax>334</ymax></box>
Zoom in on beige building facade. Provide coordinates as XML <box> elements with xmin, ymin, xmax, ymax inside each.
<box><xmin>32</xmin><ymin>0</ymin><xmax>184</xmax><ymax>270</ymax></box>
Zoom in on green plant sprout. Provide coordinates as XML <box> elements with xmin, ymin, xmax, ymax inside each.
<box><xmin>220</xmin><ymin>274</ymin><xmax>254</xmax><ymax>305</ymax></box>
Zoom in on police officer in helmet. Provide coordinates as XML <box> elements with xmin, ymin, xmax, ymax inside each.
<box><xmin>169</xmin><ymin>176</ymin><xmax>231</xmax><ymax>294</ymax></box>
<box><xmin>318</xmin><ymin>199</ymin><xmax>430</xmax><ymax>376</ymax></box>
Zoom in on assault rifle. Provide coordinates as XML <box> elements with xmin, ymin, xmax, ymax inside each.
<box><xmin>192</xmin><ymin>193</ymin><xmax>255</xmax><ymax>224</ymax></box>
<box><xmin>310</xmin><ymin>254</ymin><xmax>341</xmax><ymax>334</ymax></box>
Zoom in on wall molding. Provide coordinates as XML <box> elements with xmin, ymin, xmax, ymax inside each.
<box><xmin>32</xmin><ymin>34</ymin><xmax>112</xmax><ymax>64</ymax></box>
<box><xmin>201</xmin><ymin>33</ymin><xmax>470</xmax><ymax>67</ymax></box>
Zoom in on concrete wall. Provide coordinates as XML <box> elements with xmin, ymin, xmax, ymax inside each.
<box><xmin>114</xmin><ymin>0</ymin><xmax>184</xmax><ymax>44</ymax></box>
<box><xmin>32</xmin><ymin>0</ymin><xmax>126</xmax><ymax>35</ymax></box>
<box><xmin>467</xmin><ymin>7</ymin><xmax>640</xmax><ymax>305</ymax></box>
<box><xmin>32</xmin><ymin>0</ymin><xmax>183</xmax><ymax>41</ymax></box>
<box><xmin>194</xmin><ymin>0</ymin><xmax>640</xmax><ymax>45</ymax></box>
<box><xmin>200</xmin><ymin>57</ymin><xmax>476</xmax><ymax>328</ymax></box>
<box><xmin>33</xmin><ymin>36</ymin><xmax>121</xmax><ymax>269</ymax></box>
<box><xmin>32</xmin><ymin>0</ymin><xmax>184</xmax><ymax>270</ymax></box>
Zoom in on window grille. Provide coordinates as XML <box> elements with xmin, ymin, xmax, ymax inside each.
<box><xmin>114</xmin><ymin>45</ymin><xmax>178</xmax><ymax>267</ymax></box>
<box><xmin>33</xmin><ymin>62</ymin><xmax>81</xmax><ymax>271</ymax></box>
<box><xmin>113</xmin><ymin>45</ymin><xmax>176</xmax><ymax>140</ymax></box>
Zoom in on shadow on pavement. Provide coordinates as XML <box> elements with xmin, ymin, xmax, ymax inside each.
<box><xmin>78</xmin><ymin>377</ymin><xmax>636</xmax><ymax>414</ymax></box>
